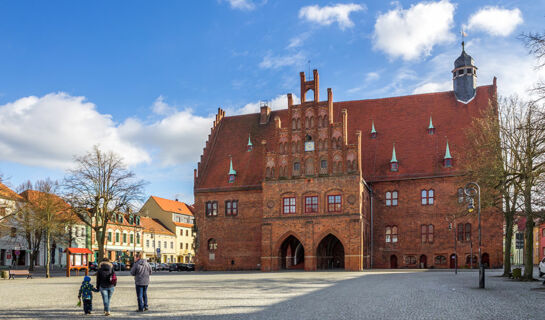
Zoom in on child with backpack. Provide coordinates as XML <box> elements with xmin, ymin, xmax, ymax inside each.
<box><xmin>78</xmin><ymin>276</ymin><xmax>98</xmax><ymax>315</ymax></box>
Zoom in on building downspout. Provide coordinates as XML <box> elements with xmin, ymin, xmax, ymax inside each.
<box><xmin>363</xmin><ymin>180</ymin><xmax>374</xmax><ymax>269</ymax></box>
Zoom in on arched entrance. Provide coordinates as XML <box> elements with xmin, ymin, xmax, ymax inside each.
<box><xmin>279</xmin><ymin>235</ymin><xmax>304</xmax><ymax>269</ymax></box>
<box><xmin>419</xmin><ymin>255</ymin><xmax>427</xmax><ymax>268</ymax></box>
<box><xmin>390</xmin><ymin>255</ymin><xmax>398</xmax><ymax>268</ymax></box>
<box><xmin>482</xmin><ymin>253</ymin><xmax>490</xmax><ymax>268</ymax></box>
<box><xmin>450</xmin><ymin>254</ymin><xmax>457</xmax><ymax>269</ymax></box>
<box><xmin>316</xmin><ymin>234</ymin><xmax>345</xmax><ymax>269</ymax></box>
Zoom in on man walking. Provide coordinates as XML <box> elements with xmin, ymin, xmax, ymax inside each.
<box><xmin>130</xmin><ymin>252</ymin><xmax>152</xmax><ymax>312</ymax></box>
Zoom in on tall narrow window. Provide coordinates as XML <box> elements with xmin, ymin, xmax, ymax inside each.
<box><xmin>208</xmin><ymin>239</ymin><xmax>217</xmax><ymax>251</ymax></box>
<box><xmin>421</xmin><ymin>225</ymin><xmax>427</xmax><ymax>243</ymax></box>
<box><xmin>225</xmin><ymin>201</ymin><xmax>232</xmax><ymax>215</ymax></box>
<box><xmin>283</xmin><ymin>197</ymin><xmax>296</xmax><ymax>214</ymax></box>
<box><xmin>304</xmin><ymin>196</ymin><xmax>318</xmax><ymax>213</ymax></box>
<box><xmin>385</xmin><ymin>192</ymin><xmax>392</xmax><ymax>206</ymax></box>
<box><xmin>428</xmin><ymin>189</ymin><xmax>434</xmax><ymax>205</ymax></box>
<box><xmin>428</xmin><ymin>225</ymin><xmax>434</xmax><ymax>242</ymax></box>
<box><xmin>457</xmin><ymin>223</ymin><xmax>464</xmax><ymax>241</ymax></box>
<box><xmin>465</xmin><ymin>223</ymin><xmax>471</xmax><ymax>241</ymax></box>
<box><xmin>385</xmin><ymin>227</ymin><xmax>391</xmax><ymax>243</ymax></box>
<box><xmin>421</xmin><ymin>190</ymin><xmax>427</xmax><ymax>205</ymax></box>
<box><xmin>327</xmin><ymin>195</ymin><xmax>342</xmax><ymax>212</ymax></box>
<box><xmin>392</xmin><ymin>191</ymin><xmax>398</xmax><ymax>206</ymax></box>
<box><xmin>392</xmin><ymin>226</ymin><xmax>398</xmax><ymax>243</ymax></box>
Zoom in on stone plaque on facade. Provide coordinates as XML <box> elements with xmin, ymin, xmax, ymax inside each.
<box><xmin>267</xmin><ymin>200</ymin><xmax>275</xmax><ymax>209</ymax></box>
<box><xmin>347</xmin><ymin>194</ymin><xmax>356</xmax><ymax>204</ymax></box>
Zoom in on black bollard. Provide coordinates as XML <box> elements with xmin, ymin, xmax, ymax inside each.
<box><xmin>479</xmin><ymin>264</ymin><xmax>485</xmax><ymax>288</ymax></box>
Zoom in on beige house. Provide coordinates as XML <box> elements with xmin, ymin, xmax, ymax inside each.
<box><xmin>140</xmin><ymin>217</ymin><xmax>176</xmax><ymax>263</ymax></box>
<box><xmin>140</xmin><ymin>196</ymin><xmax>195</xmax><ymax>263</ymax></box>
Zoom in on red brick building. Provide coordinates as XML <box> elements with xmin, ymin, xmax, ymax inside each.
<box><xmin>194</xmin><ymin>48</ymin><xmax>503</xmax><ymax>271</ymax></box>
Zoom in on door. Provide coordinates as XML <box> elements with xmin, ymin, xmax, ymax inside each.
<box><xmin>420</xmin><ymin>255</ymin><xmax>427</xmax><ymax>268</ymax></box>
<box><xmin>450</xmin><ymin>254</ymin><xmax>457</xmax><ymax>269</ymax></box>
<box><xmin>390</xmin><ymin>255</ymin><xmax>398</xmax><ymax>268</ymax></box>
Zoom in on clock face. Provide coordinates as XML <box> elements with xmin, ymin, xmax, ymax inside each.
<box><xmin>304</xmin><ymin>141</ymin><xmax>315</xmax><ymax>152</ymax></box>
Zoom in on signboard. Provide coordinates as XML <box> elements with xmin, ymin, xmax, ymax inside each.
<box><xmin>515</xmin><ymin>233</ymin><xmax>524</xmax><ymax>249</ymax></box>
<box><xmin>156</xmin><ymin>247</ymin><xmax>161</xmax><ymax>255</ymax></box>
<box><xmin>14</xmin><ymin>250</ymin><xmax>20</xmax><ymax>256</ymax></box>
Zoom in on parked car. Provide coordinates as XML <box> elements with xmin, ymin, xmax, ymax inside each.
<box><xmin>149</xmin><ymin>262</ymin><xmax>158</xmax><ymax>271</ymax></box>
<box><xmin>157</xmin><ymin>263</ymin><xmax>169</xmax><ymax>271</ymax></box>
<box><xmin>539</xmin><ymin>257</ymin><xmax>545</xmax><ymax>277</ymax></box>
<box><xmin>185</xmin><ymin>263</ymin><xmax>195</xmax><ymax>272</ymax></box>
<box><xmin>112</xmin><ymin>261</ymin><xmax>126</xmax><ymax>271</ymax></box>
<box><xmin>88</xmin><ymin>262</ymin><xmax>98</xmax><ymax>272</ymax></box>
<box><xmin>169</xmin><ymin>263</ymin><xmax>185</xmax><ymax>272</ymax></box>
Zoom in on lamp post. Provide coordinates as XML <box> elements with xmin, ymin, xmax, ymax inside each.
<box><xmin>465</xmin><ymin>182</ymin><xmax>484</xmax><ymax>289</ymax></box>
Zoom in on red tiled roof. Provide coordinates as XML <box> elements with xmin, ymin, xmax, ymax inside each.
<box><xmin>174</xmin><ymin>222</ymin><xmax>194</xmax><ymax>228</ymax></box>
<box><xmin>151</xmin><ymin>196</ymin><xmax>193</xmax><ymax>216</ymax></box>
<box><xmin>65</xmin><ymin>248</ymin><xmax>93</xmax><ymax>254</ymax></box>
<box><xmin>0</xmin><ymin>182</ymin><xmax>23</xmax><ymax>201</ymax></box>
<box><xmin>195</xmin><ymin>85</ymin><xmax>495</xmax><ymax>190</ymax></box>
<box><xmin>140</xmin><ymin>216</ymin><xmax>175</xmax><ymax>235</ymax></box>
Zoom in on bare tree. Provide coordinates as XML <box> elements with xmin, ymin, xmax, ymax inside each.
<box><xmin>521</xmin><ymin>32</ymin><xmax>545</xmax><ymax>101</ymax></box>
<box><xmin>462</xmin><ymin>96</ymin><xmax>523</xmax><ymax>277</ymax></box>
<box><xmin>19</xmin><ymin>179</ymin><xmax>72</xmax><ymax>277</ymax></box>
<box><xmin>63</xmin><ymin>146</ymin><xmax>146</xmax><ymax>262</ymax></box>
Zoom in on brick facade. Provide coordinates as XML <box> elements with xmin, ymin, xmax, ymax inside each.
<box><xmin>194</xmin><ymin>55</ymin><xmax>503</xmax><ymax>271</ymax></box>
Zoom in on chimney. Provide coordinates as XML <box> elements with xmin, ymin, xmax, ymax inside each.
<box><xmin>274</xmin><ymin>116</ymin><xmax>281</xmax><ymax>129</ymax></box>
<box><xmin>287</xmin><ymin>93</ymin><xmax>293</xmax><ymax>108</ymax></box>
<box><xmin>260</xmin><ymin>105</ymin><xmax>271</xmax><ymax>125</ymax></box>
<box><xmin>328</xmin><ymin>88</ymin><xmax>333</xmax><ymax>124</ymax></box>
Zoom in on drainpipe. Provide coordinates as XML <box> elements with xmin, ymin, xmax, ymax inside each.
<box><xmin>363</xmin><ymin>180</ymin><xmax>374</xmax><ymax>269</ymax></box>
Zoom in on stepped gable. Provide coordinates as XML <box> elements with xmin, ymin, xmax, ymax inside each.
<box><xmin>196</xmin><ymin>84</ymin><xmax>495</xmax><ymax>189</ymax></box>
<box><xmin>195</xmin><ymin>110</ymin><xmax>288</xmax><ymax>191</ymax></box>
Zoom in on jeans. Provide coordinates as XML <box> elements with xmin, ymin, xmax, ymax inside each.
<box><xmin>83</xmin><ymin>300</ymin><xmax>92</xmax><ymax>313</ymax></box>
<box><xmin>99</xmin><ymin>287</ymin><xmax>115</xmax><ymax>312</ymax></box>
<box><xmin>135</xmin><ymin>285</ymin><xmax>148</xmax><ymax>311</ymax></box>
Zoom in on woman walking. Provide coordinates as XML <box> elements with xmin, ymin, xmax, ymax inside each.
<box><xmin>96</xmin><ymin>258</ymin><xmax>116</xmax><ymax>316</ymax></box>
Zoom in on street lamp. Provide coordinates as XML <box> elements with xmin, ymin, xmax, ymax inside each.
<box><xmin>464</xmin><ymin>182</ymin><xmax>484</xmax><ymax>289</ymax></box>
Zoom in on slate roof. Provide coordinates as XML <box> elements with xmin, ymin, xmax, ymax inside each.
<box><xmin>195</xmin><ymin>84</ymin><xmax>496</xmax><ymax>190</ymax></box>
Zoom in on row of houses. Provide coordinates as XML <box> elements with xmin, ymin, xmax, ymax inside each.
<box><xmin>507</xmin><ymin>217</ymin><xmax>545</xmax><ymax>266</ymax></box>
<box><xmin>0</xmin><ymin>181</ymin><xmax>195</xmax><ymax>268</ymax></box>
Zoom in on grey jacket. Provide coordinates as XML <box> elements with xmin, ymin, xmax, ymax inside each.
<box><xmin>130</xmin><ymin>259</ymin><xmax>152</xmax><ymax>286</ymax></box>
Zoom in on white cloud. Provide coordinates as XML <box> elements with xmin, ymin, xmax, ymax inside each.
<box><xmin>0</xmin><ymin>93</ymin><xmax>150</xmax><ymax>168</ymax></box>
<box><xmin>259</xmin><ymin>52</ymin><xmax>306</xmax><ymax>69</ymax></box>
<box><xmin>120</xmin><ymin>110</ymin><xmax>213</xmax><ymax>167</ymax></box>
<box><xmin>151</xmin><ymin>95</ymin><xmax>176</xmax><ymax>115</ymax></box>
<box><xmin>466</xmin><ymin>7</ymin><xmax>523</xmax><ymax>37</ymax></box>
<box><xmin>413</xmin><ymin>81</ymin><xmax>451</xmax><ymax>94</ymax></box>
<box><xmin>225</xmin><ymin>0</ymin><xmax>255</xmax><ymax>11</ymax></box>
<box><xmin>298</xmin><ymin>4</ymin><xmax>364</xmax><ymax>30</ymax></box>
<box><xmin>287</xmin><ymin>32</ymin><xmax>311</xmax><ymax>49</ymax></box>
<box><xmin>373</xmin><ymin>0</ymin><xmax>456</xmax><ymax>61</ymax></box>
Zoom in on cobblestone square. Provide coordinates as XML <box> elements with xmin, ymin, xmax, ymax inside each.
<box><xmin>0</xmin><ymin>269</ymin><xmax>543</xmax><ymax>319</ymax></box>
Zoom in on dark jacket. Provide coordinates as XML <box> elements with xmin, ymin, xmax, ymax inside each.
<box><xmin>79</xmin><ymin>281</ymin><xmax>98</xmax><ymax>300</ymax></box>
<box><xmin>130</xmin><ymin>259</ymin><xmax>152</xmax><ymax>286</ymax></box>
<box><xmin>96</xmin><ymin>261</ymin><xmax>114</xmax><ymax>289</ymax></box>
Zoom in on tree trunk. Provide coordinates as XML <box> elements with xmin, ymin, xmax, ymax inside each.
<box><xmin>503</xmin><ymin>211</ymin><xmax>514</xmax><ymax>277</ymax></box>
<box><xmin>523</xmin><ymin>187</ymin><xmax>535</xmax><ymax>280</ymax></box>
<box><xmin>96</xmin><ymin>229</ymin><xmax>105</xmax><ymax>262</ymax></box>
<box><xmin>45</xmin><ymin>229</ymin><xmax>51</xmax><ymax>278</ymax></box>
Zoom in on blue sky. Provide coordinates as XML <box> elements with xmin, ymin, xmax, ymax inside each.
<box><xmin>0</xmin><ymin>0</ymin><xmax>544</xmax><ymax>204</ymax></box>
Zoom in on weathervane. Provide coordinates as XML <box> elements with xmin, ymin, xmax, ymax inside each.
<box><xmin>460</xmin><ymin>28</ymin><xmax>468</xmax><ymax>50</ymax></box>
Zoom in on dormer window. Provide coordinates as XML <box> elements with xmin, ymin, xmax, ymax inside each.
<box><xmin>443</xmin><ymin>141</ymin><xmax>453</xmax><ymax>168</ymax></box>
<box><xmin>247</xmin><ymin>134</ymin><xmax>253</xmax><ymax>152</ymax></box>
<box><xmin>228</xmin><ymin>157</ymin><xmax>237</xmax><ymax>183</ymax></box>
<box><xmin>390</xmin><ymin>144</ymin><xmax>398</xmax><ymax>172</ymax></box>
<box><xmin>427</xmin><ymin>116</ymin><xmax>435</xmax><ymax>135</ymax></box>
<box><xmin>370</xmin><ymin>121</ymin><xmax>377</xmax><ymax>139</ymax></box>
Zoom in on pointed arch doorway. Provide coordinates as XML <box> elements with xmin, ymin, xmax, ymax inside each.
<box><xmin>316</xmin><ymin>234</ymin><xmax>345</xmax><ymax>269</ymax></box>
<box><xmin>279</xmin><ymin>235</ymin><xmax>305</xmax><ymax>269</ymax></box>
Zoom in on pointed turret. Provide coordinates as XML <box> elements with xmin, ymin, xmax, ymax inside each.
<box><xmin>390</xmin><ymin>144</ymin><xmax>398</xmax><ymax>172</ymax></box>
<box><xmin>370</xmin><ymin>121</ymin><xmax>377</xmax><ymax>138</ymax></box>
<box><xmin>247</xmin><ymin>134</ymin><xmax>253</xmax><ymax>152</ymax></box>
<box><xmin>443</xmin><ymin>141</ymin><xmax>453</xmax><ymax>167</ymax></box>
<box><xmin>228</xmin><ymin>156</ymin><xmax>237</xmax><ymax>183</ymax></box>
<box><xmin>452</xmin><ymin>42</ymin><xmax>477</xmax><ymax>103</ymax></box>
<box><xmin>427</xmin><ymin>116</ymin><xmax>435</xmax><ymax>134</ymax></box>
